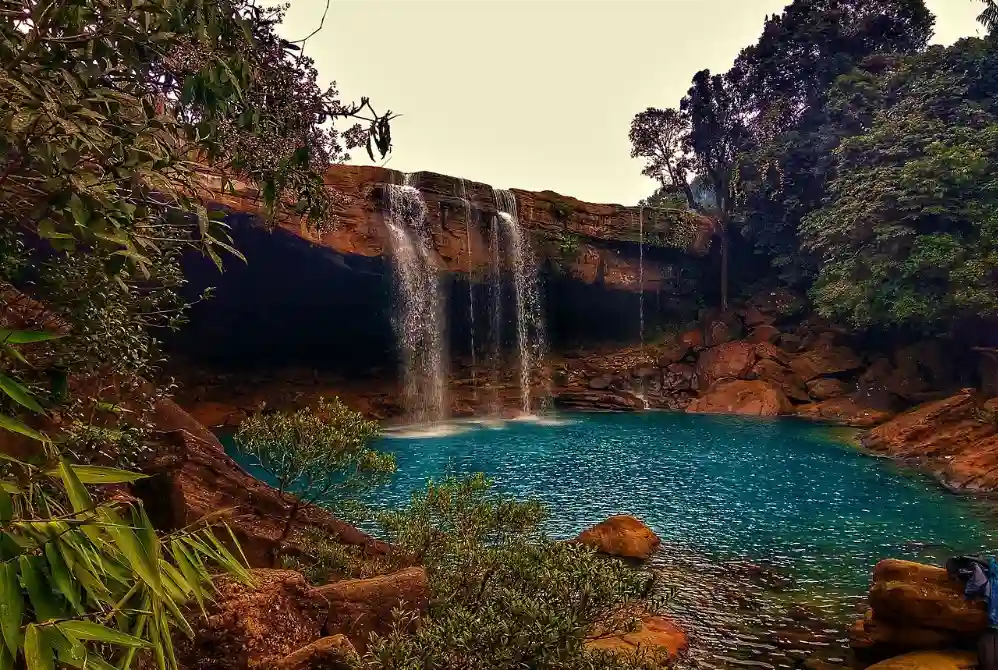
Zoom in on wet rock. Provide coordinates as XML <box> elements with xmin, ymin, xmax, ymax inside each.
<box><xmin>687</xmin><ymin>379</ymin><xmax>792</xmax><ymax>416</ymax></box>
<box><xmin>696</xmin><ymin>341</ymin><xmax>757</xmax><ymax>390</ymax></box>
<box><xmin>796</xmin><ymin>396</ymin><xmax>894</xmax><ymax>427</ymax></box>
<box><xmin>663</xmin><ymin>363</ymin><xmax>697</xmax><ymax>392</ymax></box>
<box><xmin>850</xmin><ymin>613</ymin><xmax>960</xmax><ymax>660</ymax></box>
<box><xmin>807</xmin><ymin>378</ymin><xmax>851</xmax><ymax>401</ymax></box>
<box><xmin>748</xmin><ymin>325</ymin><xmax>781</xmax><ymax>344</ymax></box>
<box><xmin>267</xmin><ymin>635</ymin><xmax>359</xmax><ymax>670</ymax></box>
<box><xmin>574</xmin><ymin>515</ymin><xmax>661</xmax><ymax>560</ymax></box>
<box><xmin>632</xmin><ymin>366</ymin><xmax>658</xmax><ymax>379</ymax></box>
<box><xmin>863</xmin><ymin>651</ymin><xmax>978</xmax><ymax>670</ymax></box>
<box><xmin>863</xmin><ymin>391</ymin><xmax>998</xmax><ymax>491</ymax></box>
<box><xmin>789</xmin><ymin>346</ymin><xmax>863</xmax><ymax>382</ymax></box>
<box><xmin>586</xmin><ymin>614</ymin><xmax>688</xmax><ymax>659</ymax></box>
<box><xmin>312</xmin><ymin>567</ymin><xmax>429</xmax><ymax>652</ymax></box>
<box><xmin>749</xmin><ymin>359</ymin><xmax>810</xmax><ymax>403</ymax></box>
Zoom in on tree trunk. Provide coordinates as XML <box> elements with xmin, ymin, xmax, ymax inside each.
<box><xmin>270</xmin><ymin>497</ymin><xmax>302</xmax><ymax>568</ymax></box>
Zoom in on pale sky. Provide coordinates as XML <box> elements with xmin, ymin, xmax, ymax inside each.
<box><xmin>278</xmin><ymin>0</ymin><xmax>984</xmax><ymax>206</ymax></box>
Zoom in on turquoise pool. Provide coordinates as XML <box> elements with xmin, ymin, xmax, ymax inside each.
<box><xmin>226</xmin><ymin>411</ymin><xmax>998</xmax><ymax>668</ymax></box>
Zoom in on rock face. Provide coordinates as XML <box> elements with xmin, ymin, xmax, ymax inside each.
<box><xmin>863</xmin><ymin>390</ymin><xmax>998</xmax><ymax>491</ymax></box>
<box><xmin>850</xmin><ymin>560</ymin><xmax>987</xmax><ymax>662</ymax></box>
<box><xmin>311</xmin><ymin>567</ymin><xmax>429</xmax><ymax>652</ymax></box>
<box><xmin>201</xmin><ymin>166</ymin><xmax>714</xmax><ymax>294</ymax></box>
<box><xmin>574</xmin><ymin>515</ymin><xmax>661</xmax><ymax>560</ymax></box>
<box><xmin>687</xmin><ymin>379</ymin><xmax>791</xmax><ymax>417</ymax></box>
<box><xmin>696</xmin><ymin>341</ymin><xmax>757</xmax><ymax>390</ymax></box>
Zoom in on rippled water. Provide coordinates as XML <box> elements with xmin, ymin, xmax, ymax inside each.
<box><xmin>228</xmin><ymin>412</ymin><xmax>998</xmax><ymax>669</ymax></box>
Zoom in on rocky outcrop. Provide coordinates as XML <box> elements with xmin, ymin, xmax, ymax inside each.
<box><xmin>687</xmin><ymin>379</ymin><xmax>792</xmax><ymax>417</ymax></box>
<box><xmin>862</xmin><ymin>391</ymin><xmax>998</xmax><ymax>492</ymax></box>
<box><xmin>796</xmin><ymin>396</ymin><xmax>894</xmax><ymax>428</ymax></box>
<box><xmin>200</xmin><ymin>166</ymin><xmax>714</xmax><ymax>294</ymax></box>
<box><xmin>863</xmin><ymin>651</ymin><xmax>978</xmax><ymax>670</ymax></box>
<box><xmin>311</xmin><ymin>567</ymin><xmax>429</xmax><ymax>652</ymax></box>
<box><xmin>850</xmin><ymin>560</ymin><xmax>987</xmax><ymax>662</ymax></box>
<box><xmin>266</xmin><ymin>635</ymin><xmax>358</xmax><ymax>670</ymax></box>
<box><xmin>574</xmin><ymin>515</ymin><xmax>661</xmax><ymax>560</ymax></box>
<box><xmin>696</xmin><ymin>341</ymin><xmax>757</xmax><ymax>390</ymax></box>
<box><xmin>586</xmin><ymin>614</ymin><xmax>688</xmax><ymax>660</ymax></box>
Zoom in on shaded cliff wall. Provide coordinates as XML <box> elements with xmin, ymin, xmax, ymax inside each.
<box><xmin>169</xmin><ymin>166</ymin><xmax>715</xmax><ymax>373</ymax></box>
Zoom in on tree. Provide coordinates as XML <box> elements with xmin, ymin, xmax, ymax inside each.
<box><xmin>0</xmin><ymin>443</ymin><xmax>251</xmax><ymax>670</ymax></box>
<box><xmin>681</xmin><ymin>69</ymin><xmax>750</xmax><ymax>311</ymax></box>
<box><xmin>801</xmin><ymin>39</ymin><xmax>998</xmax><ymax>332</ymax></box>
<box><xmin>629</xmin><ymin>108</ymin><xmax>695</xmax><ymax>207</ymax></box>
<box><xmin>232</xmin><ymin>398</ymin><xmax>395</xmax><ymax>565</ymax></box>
<box><xmin>730</xmin><ymin>0</ymin><xmax>934</xmax><ymax>284</ymax></box>
<box><xmin>367</xmin><ymin>474</ymin><xmax>669</xmax><ymax>670</ymax></box>
<box><xmin>979</xmin><ymin>0</ymin><xmax>998</xmax><ymax>33</ymax></box>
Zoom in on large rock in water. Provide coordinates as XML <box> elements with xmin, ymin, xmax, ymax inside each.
<box><xmin>850</xmin><ymin>560</ymin><xmax>987</xmax><ymax>662</ymax></box>
<box><xmin>687</xmin><ymin>379</ymin><xmax>792</xmax><ymax>417</ymax></box>
<box><xmin>586</xmin><ymin>614</ymin><xmax>688</xmax><ymax>660</ymax></box>
<box><xmin>574</xmin><ymin>515</ymin><xmax>661</xmax><ymax>559</ymax></box>
<box><xmin>863</xmin><ymin>390</ymin><xmax>998</xmax><ymax>492</ymax></box>
<box><xmin>863</xmin><ymin>651</ymin><xmax>978</xmax><ymax>670</ymax></box>
<box><xmin>696</xmin><ymin>341</ymin><xmax>757</xmax><ymax>389</ymax></box>
<box><xmin>796</xmin><ymin>396</ymin><xmax>894</xmax><ymax>427</ymax></box>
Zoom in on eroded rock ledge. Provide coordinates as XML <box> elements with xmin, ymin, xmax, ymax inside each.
<box><xmin>199</xmin><ymin>165</ymin><xmax>715</xmax><ymax>294</ymax></box>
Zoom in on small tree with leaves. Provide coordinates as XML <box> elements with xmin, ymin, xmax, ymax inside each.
<box><xmin>232</xmin><ymin>398</ymin><xmax>395</xmax><ymax>566</ymax></box>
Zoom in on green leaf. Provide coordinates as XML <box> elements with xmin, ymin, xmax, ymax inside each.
<box><xmin>0</xmin><ymin>563</ymin><xmax>23</xmax><ymax>655</ymax></box>
<box><xmin>24</xmin><ymin>624</ymin><xmax>54</xmax><ymax>670</ymax></box>
<box><xmin>0</xmin><ymin>373</ymin><xmax>45</xmax><ymax>413</ymax></box>
<box><xmin>20</xmin><ymin>555</ymin><xmax>63</xmax><ymax>622</ymax></box>
<box><xmin>56</xmin><ymin>621</ymin><xmax>148</xmax><ymax>649</ymax></box>
<box><xmin>98</xmin><ymin>506</ymin><xmax>163</xmax><ymax>597</ymax></box>
<box><xmin>45</xmin><ymin>541</ymin><xmax>82</xmax><ymax>614</ymax></box>
<box><xmin>0</xmin><ymin>489</ymin><xmax>11</xmax><ymax>524</ymax></box>
<box><xmin>49</xmin><ymin>465</ymin><xmax>148</xmax><ymax>485</ymax></box>
<box><xmin>69</xmin><ymin>194</ymin><xmax>91</xmax><ymax>226</ymax></box>
<box><xmin>56</xmin><ymin>459</ymin><xmax>98</xmax><ymax>544</ymax></box>
<box><xmin>0</xmin><ymin>645</ymin><xmax>13</xmax><ymax>670</ymax></box>
<box><xmin>0</xmin><ymin>413</ymin><xmax>48</xmax><ymax>443</ymax></box>
<box><xmin>2</xmin><ymin>345</ymin><xmax>29</xmax><ymax>366</ymax></box>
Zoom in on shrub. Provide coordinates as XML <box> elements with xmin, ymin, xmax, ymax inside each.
<box><xmin>232</xmin><ymin>398</ymin><xmax>395</xmax><ymax>564</ymax></box>
<box><xmin>365</xmin><ymin>474</ymin><xmax>669</xmax><ymax>670</ymax></box>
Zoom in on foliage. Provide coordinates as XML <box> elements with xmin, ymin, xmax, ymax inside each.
<box><xmin>279</xmin><ymin>526</ymin><xmax>393</xmax><ymax>584</ymax></box>
<box><xmin>979</xmin><ymin>0</ymin><xmax>998</xmax><ymax>33</ymax></box>
<box><xmin>801</xmin><ymin>39</ymin><xmax>998</xmax><ymax>331</ymax></box>
<box><xmin>0</xmin><ymin>445</ymin><xmax>251</xmax><ymax>670</ymax></box>
<box><xmin>637</xmin><ymin>185</ymin><xmax>688</xmax><ymax>210</ymax></box>
<box><xmin>366</xmin><ymin>474</ymin><xmax>669</xmax><ymax>670</ymax></box>
<box><xmin>232</xmin><ymin>398</ymin><xmax>394</xmax><ymax>561</ymax></box>
<box><xmin>629</xmin><ymin>108</ymin><xmax>695</xmax><ymax>208</ymax></box>
<box><xmin>549</xmin><ymin>201</ymin><xmax>574</xmax><ymax>221</ymax></box>
<box><xmin>0</xmin><ymin>327</ymin><xmax>62</xmax><ymax>445</ymax></box>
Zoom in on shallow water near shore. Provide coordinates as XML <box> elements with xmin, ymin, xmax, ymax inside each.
<box><xmin>228</xmin><ymin>411</ymin><xmax>998</xmax><ymax>669</ymax></box>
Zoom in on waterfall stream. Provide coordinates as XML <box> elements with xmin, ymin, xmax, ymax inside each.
<box><xmin>459</xmin><ymin>179</ymin><xmax>478</xmax><ymax>405</ymax></box>
<box><xmin>494</xmin><ymin>189</ymin><xmax>547</xmax><ymax>415</ymax></box>
<box><xmin>487</xmin><ymin>210</ymin><xmax>503</xmax><ymax>415</ymax></box>
<box><xmin>383</xmin><ymin>175</ymin><xmax>447</xmax><ymax>424</ymax></box>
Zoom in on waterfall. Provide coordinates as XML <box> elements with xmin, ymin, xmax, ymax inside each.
<box><xmin>494</xmin><ymin>189</ymin><xmax>547</xmax><ymax>415</ymax></box>
<box><xmin>383</xmin><ymin>174</ymin><xmax>447</xmax><ymax>424</ymax></box>
<box><xmin>459</xmin><ymin>179</ymin><xmax>478</xmax><ymax>406</ymax></box>
<box><xmin>638</xmin><ymin>206</ymin><xmax>645</xmax><ymax>349</ymax></box>
<box><xmin>487</xmin><ymin>211</ymin><xmax>503</xmax><ymax>415</ymax></box>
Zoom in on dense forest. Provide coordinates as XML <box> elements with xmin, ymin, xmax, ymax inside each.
<box><xmin>631</xmin><ymin>0</ymin><xmax>998</xmax><ymax>337</ymax></box>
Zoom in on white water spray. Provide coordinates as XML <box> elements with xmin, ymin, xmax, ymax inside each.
<box><xmin>383</xmin><ymin>174</ymin><xmax>447</xmax><ymax>424</ymax></box>
<box><xmin>459</xmin><ymin>179</ymin><xmax>478</xmax><ymax>405</ymax></box>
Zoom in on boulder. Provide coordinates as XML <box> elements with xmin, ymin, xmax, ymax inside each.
<box><xmin>687</xmin><ymin>379</ymin><xmax>792</xmax><ymax>417</ymax></box>
<box><xmin>177</xmin><ymin>570</ymin><xmax>328</xmax><ymax>670</ymax></box>
<box><xmin>748</xmin><ymin>325</ymin><xmax>781</xmax><ymax>344</ymax></box>
<box><xmin>807</xmin><ymin>378</ymin><xmax>851</xmax><ymax>401</ymax></box>
<box><xmin>589</xmin><ymin>376</ymin><xmax>614</xmax><ymax>390</ymax></box>
<box><xmin>863</xmin><ymin>651</ymin><xmax>977</xmax><ymax>670</ymax></box>
<box><xmin>586</xmin><ymin>614</ymin><xmax>687</xmax><ymax>659</ymax></box>
<box><xmin>850</xmin><ymin>560</ymin><xmax>987</xmax><ymax>662</ymax></box>
<box><xmin>696</xmin><ymin>341</ymin><xmax>757</xmax><ymax>390</ymax></box>
<box><xmin>742</xmin><ymin>307</ymin><xmax>775</xmax><ymax>328</ymax></box>
<box><xmin>662</xmin><ymin>363</ymin><xmax>696</xmax><ymax>392</ymax></box>
<box><xmin>704</xmin><ymin>313</ymin><xmax>744</xmax><ymax>348</ymax></box>
<box><xmin>656</xmin><ymin>342</ymin><xmax>691</xmax><ymax>367</ymax></box>
<box><xmin>796</xmin><ymin>396</ymin><xmax>894</xmax><ymax>427</ymax></box>
<box><xmin>267</xmin><ymin>635</ymin><xmax>359</xmax><ymax>670</ymax></box>
<box><xmin>779</xmin><ymin>333</ymin><xmax>805</xmax><ymax>353</ymax></box>
<box><xmin>574</xmin><ymin>515</ymin><xmax>661</xmax><ymax>560</ymax></box>
<box><xmin>680</xmin><ymin>328</ymin><xmax>705</xmax><ymax>352</ymax></box>
<box><xmin>312</xmin><ymin>567</ymin><xmax>429</xmax><ymax>652</ymax></box>
<box><xmin>754</xmin><ymin>342</ymin><xmax>792</xmax><ymax>366</ymax></box>
<box><xmin>863</xmin><ymin>391</ymin><xmax>998</xmax><ymax>492</ymax></box>
<box><xmin>748</xmin><ymin>359</ymin><xmax>810</xmax><ymax>403</ymax></box>
<box><xmin>788</xmin><ymin>346</ymin><xmax>863</xmax><ymax>382</ymax></box>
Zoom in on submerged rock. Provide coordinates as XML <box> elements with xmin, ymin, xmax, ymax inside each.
<box><xmin>687</xmin><ymin>379</ymin><xmax>792</xmax><ymax>417</ymax></box>
<box><xmin>863</xmin><ymin>651</ymin><xmax>978</xmax><ymax>670</ymax></box>
<box><xmin>574</xmin><ymin>515</ymin><xmax>661</xmax><ymax>560</ymax></box>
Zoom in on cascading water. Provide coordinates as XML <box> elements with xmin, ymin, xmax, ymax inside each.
<box><xmin>638</xmin><ymin>206</ymin><xmax>645</xmax><ymax>349</ymax></box>
<box><xmin>487</xmin><ymin>211</ymin><xmax>504</xmax><ymax>415</ymax></box>
<box><xmin>459</xmin><ymin>179</ymin><xmax>478</xmax><ymax>405</ymax></box>
<box><xmin>383</xmin><ymin>174</ymin><xmax>447</xmax><ymax>424</ymax></box>
<box><xmin>494</xmin><ymin>189</ymin><xmax>548</xmax><ymax>415</ymax></box>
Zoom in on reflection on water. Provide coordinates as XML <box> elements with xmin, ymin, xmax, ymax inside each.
<box><xmin>227</xmin><ymin>411</ymin><xmax>998</xmax><ymax>669</ymax></box>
